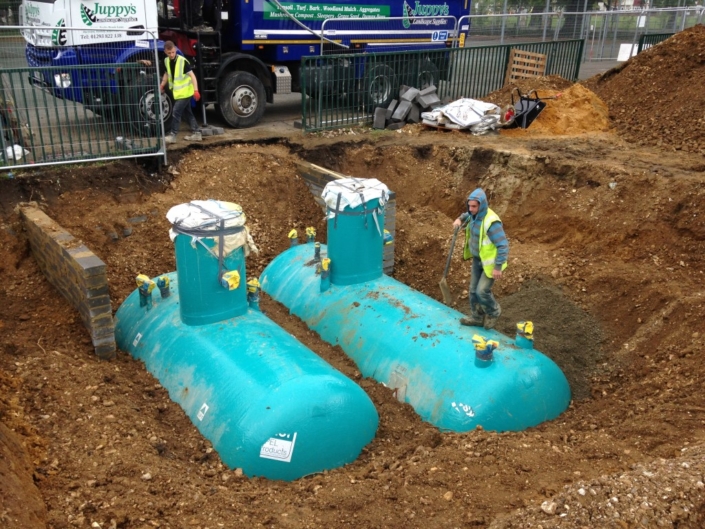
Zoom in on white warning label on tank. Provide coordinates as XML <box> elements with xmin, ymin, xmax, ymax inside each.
<box><xmin>197</xmin><ymin>403</ymin><xmax>209</xmax><ymax>421</ymax></box>
<box><xmin>259</xmin><ymin>432</ymin><xmax>297</xmax><ymax>463</ymax></box>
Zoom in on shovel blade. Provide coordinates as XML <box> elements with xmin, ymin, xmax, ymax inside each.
<box><xmin>439</xmin><ymin>277</ymin><xmax>452</xmax><ymax>305</ymax></box>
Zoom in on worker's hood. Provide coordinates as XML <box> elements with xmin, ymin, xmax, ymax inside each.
<box><xmin>467</xmin><ymin>188</ymin><xmax>488</xmax><ymax>220</ymax></box>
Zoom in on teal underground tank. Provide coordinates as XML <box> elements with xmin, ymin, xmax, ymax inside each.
<box><xmin>114</xmin><ymin>200</ymin><xmax>378</xmax><ymax>481</ymax></box>
<box><xmin>260</xmin><ymin>179</ymin><xmax>571</xmax><ymax>433</ymax></box>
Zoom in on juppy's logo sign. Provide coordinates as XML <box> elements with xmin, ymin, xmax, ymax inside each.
<box><xmin>402</xmin><ymin>0</ymin><xmax>450</xmax><ymax>28</ymax></box>
<box><xmin>79</xmin><ymin>2</ymin><xmax>138</xmax><ymax>25</ymax></box>
<box><xmin>52</xmin><ymin>18</ymin><xmax>67</xmax><ymax>46</ymax></box>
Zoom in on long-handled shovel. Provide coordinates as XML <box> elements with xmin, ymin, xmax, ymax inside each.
<box><xmin>439</xmin><ymin>226</ymin><xmax>461</xmax><ymax>304</ymax></box>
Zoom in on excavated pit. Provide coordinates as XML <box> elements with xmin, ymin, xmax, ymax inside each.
<box><xmin>2</xmin><ymin>131</ymin><xmax>705</xmax><ymax>527</ymax></box>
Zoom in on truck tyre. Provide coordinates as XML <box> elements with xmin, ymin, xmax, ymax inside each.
<box><xmin>217</xmin><ymin>71</ymin><xmax>266</xmax><ymax>128</ymax></box>
<box><xmin>129</xmin><ymin>73</ymin><xmax>173</xmax><ymax>137</ymax></box>
<box><xmin>416</xmin><ymin>59</ymin><xmax>440</xmax><ymax>90</ymax></box>
<box><xmin>364</xmin><ymin>64</ymin><xmax>397</xmax><ymax>110</ymax></box>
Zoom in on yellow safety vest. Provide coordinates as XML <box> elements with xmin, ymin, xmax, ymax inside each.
<box><xmin>463</xmin><ymin>208</ymin><xmax>508</xmax><ymax>278</ymax></box>
<box><xmin>164</xmin><ymin>55</ymin><xmax>194</xmax><ymax>100</ymax></box>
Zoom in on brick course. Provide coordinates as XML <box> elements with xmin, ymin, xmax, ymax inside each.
<box><xmin>20</xmin><ymin>206</ymin><xmax>116</xmax><ymax>359</ymax></box>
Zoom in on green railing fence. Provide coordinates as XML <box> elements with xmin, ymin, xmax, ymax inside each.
<box><xmin>301</xmin><ymin>39</ymin><xmax>583</xmax><ymax>133</ymax></box>
<box><xmin>637</xmin><ymin>32</ymin><xmax>674</xmax><ymax>53</ymax></box>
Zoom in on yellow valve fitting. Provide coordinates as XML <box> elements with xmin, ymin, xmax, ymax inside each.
<box><xmin>246</xmin><ymin>277</ymin><xmax>261</xmax><ymax>293</ymax></box>
<box><xmin>383</xmin><ymin>229</ymin><xmax>394</xmax><ymax>245</ymax></box>
<box><xmin>136</xmin><ymin>274</ymin><xmax>155</xmax><ymax>293</ymax></box>
<box><xmin>221</xmin><ymin>270</ymin><xmax>241</xmax><ymax>291</ymax></box>
<box><xmin>305</xmin><ymin>226</ymin><xmax>316</xmax><ymax>238</ymax></box>
<box><xmin>516</xmin><ymin>321</ymin><xmax>534</xmax><ymax>338</ymax></box>
<box><xmin>157</xmin><ymin>275</ymin><xmax>170</xmax><ymax>288</ymax></box>
<box><xmin>472</xmin><ymin>334</ymin><xmax>498</xmax><ymax>352</ymax></box>
<box><xmin>288</xmin><ymin>229</ymin><xmax>298</xmax><ymax>239</ymax></box>
<box><xmin>321</xmin><ymin>258</ymin><xmax>331</xmax><ymax>271</ymax></box>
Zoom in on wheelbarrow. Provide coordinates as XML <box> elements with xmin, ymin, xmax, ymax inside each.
<box><xmin>502</xmin><ymin>88</ymin><xmax>550</xmax><ymax>130</ymax></box>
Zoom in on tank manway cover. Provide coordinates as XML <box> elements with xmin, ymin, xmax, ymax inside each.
<box><xmin>166</xmin><ymin>200</ymin><xmax>259</xmax><ymax>257</ymax></box>
<box><xmin>322</xmin><ymin>178</ymin><xmax>389</xmax><ymax>219</ymax></box>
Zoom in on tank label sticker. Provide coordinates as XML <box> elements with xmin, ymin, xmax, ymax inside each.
<box><xmin>132</xmin><ymin>332</ymin><xmax>142</xmax><ymax>346</ymax></box>
<box><xmin>452</xmin><ymin>401</ymin><xmax>475</xmax><ymax>418</ymax></box>
<box><xmin>197</xmin><ymin>403</ymin><xmax>209</xmax><ymax>421</ymax></box>
<box><xmin>259</xmin><ymin>432</ymin><xmax>298</xmax><ymax>463</ymax></box>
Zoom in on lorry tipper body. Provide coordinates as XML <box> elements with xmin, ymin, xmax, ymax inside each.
<box><xmin>20</xmin><ymin>0</ymin><xmax>469</xmax><ymax>131</ymax></box>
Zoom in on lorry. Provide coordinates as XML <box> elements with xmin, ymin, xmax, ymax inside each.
<box><xmin>20</xmin><ymin>0</ymin><xmax>469</xmax><ymax>132</ymax></box>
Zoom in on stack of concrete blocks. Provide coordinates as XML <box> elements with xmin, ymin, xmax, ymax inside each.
<box><xmin>20</xmin><ymin>205</ymin><xmax>116</xmax><ymax>359</ymax></box>
<box><xmin>372</xmin><ymin>84</ymin><xmax>442</xmax><ymax>130</ymax></box>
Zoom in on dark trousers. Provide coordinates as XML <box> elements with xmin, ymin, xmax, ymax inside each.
<box><xmin>170</xmin><ymin>97</ymin><xmax>198</xmax><ymax>135</ymax></box>
<box><xmin>469</xmin><ymin>257</ymin><xmax>500</xmax><ymax>318</ymax></box>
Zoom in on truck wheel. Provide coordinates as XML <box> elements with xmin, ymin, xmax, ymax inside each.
<box><xmin>417</xmin><ymin>59</ymin><xmax>440</xmax><ymax>90</ymax></box>
<box><xmin>218</xmin><ymin>71</ymin><xmax>266</xmax><ymax>128</ymax></box>
<box><xmin>364</xmin><ymin>64</ymin><xmax>397</xmax><ymax>110</ymax></box>
<box><xmin>129</xmin><ymin>74</ymin><xmax>173</xmax><ymax>137</ymax></box>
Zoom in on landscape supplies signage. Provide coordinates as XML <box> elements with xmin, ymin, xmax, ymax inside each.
<box><xmin>264</xmin><ymin>2</ymin><xmax>391</xmax><ymax>20</ymax></box>
<box><xmin>403</xmin><ymin>0</ymin><xmax>451</xmax><ymax>27</ymax></box>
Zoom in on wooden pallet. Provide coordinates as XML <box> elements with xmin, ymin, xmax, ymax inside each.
<box><xmin>504</xmin><ymin>49</ymin><xmax>547</xmax><ymax>86</ymax></box>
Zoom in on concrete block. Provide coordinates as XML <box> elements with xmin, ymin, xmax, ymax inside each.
<box><xmin>391</xmin><ymin>100</ymin><xmax>412</xmax><ymax>122</ymax></box>
<box><xmin>386</xmin><ymin>121</ymin><xmax>405</xmax><ymax>131</ymax></box>
<box><xmin>373</xmin><ymin>107</ymin><xmax>387</xmax><ymax>129</ymax></box>
<box><xmin>401</xmin><ymin>87</ymin><xmax>420</xmax><ymax>102</ymax></box>
<box><xmin>212</xmin><ymin>127</ymin><xmax>225</xmax><ymax>135</ymax></box>
<box><xmin>417</xmin><ymin>92</ymin><xmax>442</xmax><ymax>109</ymax></box>
<box><xmin>418</xmin><ymin>85</ymin><xmax>437</xmax><ymax>97</ymax></box>
<box><xmin>398</xmin><ymin>85</ymin><xmax>410</xmax><ymax>98</ymax></box>
<box><xmin>385</xmin><ymin>99</ymin><xmax>398</xmax><ymax>120</ymax></box>
<box><xmin>407</xmin><ymin>103</ymin><xmax>421</xmax><ymax>124</ymax></box>
<box><xmin>200</xmin><ymin>128</ymin><xmax>214</xmax><ymax>136</ymax></box>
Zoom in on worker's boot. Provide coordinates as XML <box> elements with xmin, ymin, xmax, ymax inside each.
<box><xmin>460</xmin><ymin>315</ymin><xmax>484</xmax><ymax>327</ymax></box>
<box><xmin>483</xmin><ymin>306</ymin><xmax>501</xmax><ymax>330</ymax></box>
<box><xmin>185</xmin><ymin>131</ymin><xmax>202</xmax><ymax>142</ymax></box>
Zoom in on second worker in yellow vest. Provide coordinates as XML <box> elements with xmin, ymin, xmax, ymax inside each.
<box><xmin>160</xmin><ymin>40</ymin><xmax>202</xmax><ymax>144</ymax></box>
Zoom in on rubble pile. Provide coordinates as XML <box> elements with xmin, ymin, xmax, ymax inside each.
<box><xmin>584</xmin><ymin>24</ymin><xmax>705</xmax><ymax>153</ymax></box>
<box><xmin>483</xmin><ymin>77</ymin><xmax>610</xmax><ymax>137</ymax></box>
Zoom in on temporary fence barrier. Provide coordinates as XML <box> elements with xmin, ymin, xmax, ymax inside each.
<box><xmin>0</xmin><ymin>25</ymin><xmax>166</xmax><ymax>172</ymax></box>
<box><xmin>300</xmin><ymin>39</ymin><xmax>583</xmax><ymax>133</ymax></box>
<box><xmin>458</xmin><ymin>8</ymin><xmax>703</xmax><ymax>61</ymax></box>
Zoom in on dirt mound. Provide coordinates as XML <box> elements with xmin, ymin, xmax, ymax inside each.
<box><xmin>481</xmin><ymin>76</ymin><xmax>610</xmax><ymax>136</ymax></box>
<box><xmin>583</xmin><ymin>24</ymin><xmax>705</xmax><ymax>153</ymax></box>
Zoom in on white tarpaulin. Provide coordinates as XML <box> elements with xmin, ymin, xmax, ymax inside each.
<box><xmin>322</xmin><ymin>178</ymin><xmax>389</xmax><ymax>219</ymax></box>
<box><xmin>166</xmin><ymin>200</ymin><xmax>259</xmax><ymax>257</ymax></box>
<box><xmin>421</xmin><ymin>98</ymin><xmax>500</xmax><ymax>128</ymax></box>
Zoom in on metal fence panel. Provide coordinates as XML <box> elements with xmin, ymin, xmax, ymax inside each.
<box><xmin>637</xmin><ymin>32</ymin><xmax>674</xmax><ymax>53</ymax></box>
<box><xmin>1</xmin><ymin>26</ymin><xmax>166</xmax><ymax>172</ymax></box>
<box><xmin>459</xmin><ymin>8</ymin><xmax>703</xmax><ymax>61</ymax></box>
<box><xmin>301</xmin><ymin>39</ymin><xmax>582</xmax><ymax>133</ymax></box>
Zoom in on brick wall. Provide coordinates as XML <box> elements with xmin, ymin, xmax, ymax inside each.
<box><xmin>296</xmin><ymin>161</ymin><xmax>396</xmax><ymax>274</ymax></box>
<box><xmin>20</xmin><ymin>205</ymin><xmax>116</xmax><ymax>359</ymax></box>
